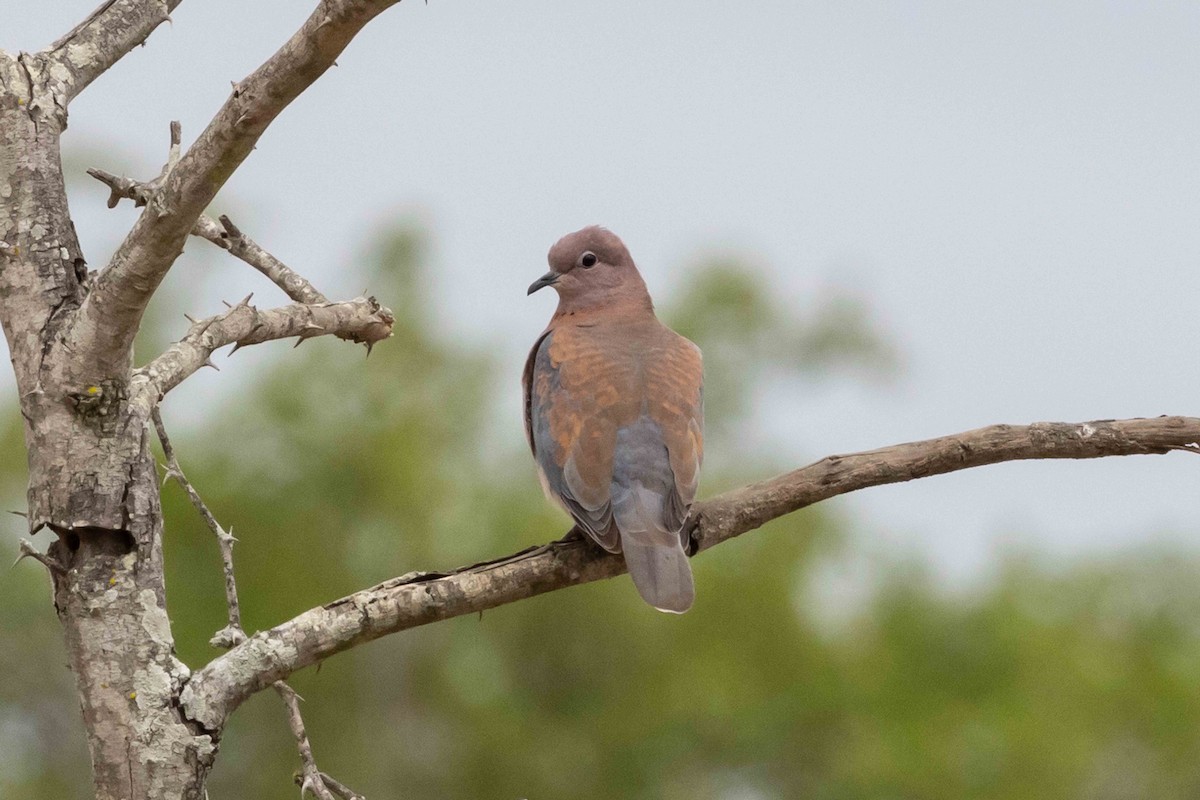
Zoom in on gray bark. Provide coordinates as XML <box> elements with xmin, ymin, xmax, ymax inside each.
<box><xmin>1</xmin><ymin>2</ymin><xmax>398</xmax><ymax>797</ymax></box>
<box><xmin>1</xmin><ymin>39</ymin><xmax>215</xmax><ymax>799</ymax></box>
<box><xmin>178</xmin><ymin>415</ymin><xmax>1200</xmax><ymax>730</ymax></box>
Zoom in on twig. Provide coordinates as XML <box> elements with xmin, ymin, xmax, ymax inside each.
<box><xmin>11</xmin><ymin>538</ymin><xmax>66</xmax><ymax>575</ymax></box>
<box><xmin>136</xmin><ymin>296</ymin><xmax>394</xmax><ymax>398</ymax></box>
<box><xmin>216</xmin><ymin>215</ymin><xmax>328</xmax><ymax>305</ymax></box>
<box><xmin>156</xmin><ymin>408</ymin><xmax>366</xmax><ymax>797</ymax></box>
<box><xmin>276</xmin><ymin>683</ymin><xmax>337</xmax><ymax>800</ymax></box>
<box><xmin>86</xmin><ymin>120</ymin><xmax>181</xmax><ymax>211</ymax></box>
<box><xmin>152</xmin><ymin>407</ymin><xmax>244</xmax><ymax>647</ymax></box>
<box><xmin>86</xmin><ymin>167</ymin><xmax>329</xmax><ymax>305</ymax></box>
<box><xmin>310</xmin><ymin>772</ymin><xmax>367</xmax><ymax>800</ymax></box>
<box><xmin>69</xmin><ymin>0</ymin><xmax>403</xmax><ymax>378</ymax></box>
<box><xmin>180</xmin><ymin>415</ymin><xmax>1200</xmax><ymax>729</ymax></box>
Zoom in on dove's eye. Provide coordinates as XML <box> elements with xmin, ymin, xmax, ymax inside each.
<box><xmin>579</xmin><ymin>252</ymin><xmax>598</xmax><ymax>268</ymax></box>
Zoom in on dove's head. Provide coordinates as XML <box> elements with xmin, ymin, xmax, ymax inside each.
<box><xmin>528</xmin><ymin>226</ymin><xmax>652</xmax><ymax>314</ymax></box>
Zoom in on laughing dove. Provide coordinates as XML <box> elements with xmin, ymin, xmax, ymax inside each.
<box><xmin>524</xmin><ymin>226</ymin><xmax>704</xmax><ymax>613</ymax></box>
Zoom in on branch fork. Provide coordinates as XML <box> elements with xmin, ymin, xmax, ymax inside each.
<box><xmin>2</xmin><ymin>1</ymin><xmax>403</xmax><ymax>797</ymax></box>
<box><xmin>88</xmin><ymin>122</ymin><xmax>395</xmax><ymax>402</ymax></box>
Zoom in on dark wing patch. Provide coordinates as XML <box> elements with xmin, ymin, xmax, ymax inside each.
<box><xmin>522</xmin><ymin>329</ymin><xmax>552</xmax><ymax>456</ymax></box>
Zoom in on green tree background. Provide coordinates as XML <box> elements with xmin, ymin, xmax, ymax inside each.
<box><xmin>2</xmin><ymin>223</ymin><xmax>1199</xmax><ymax>799</ymax></box>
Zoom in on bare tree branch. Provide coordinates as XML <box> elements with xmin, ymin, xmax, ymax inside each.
<box><xmin>214</xmin><ymin>215</ymin><xmax>329</xmax><ymax>304</ymax></box>
<box><xmin>88</xmin><ymin>165</ymin><xmax>328</xmax><ymax>304</ymax></box>
<box><xmin>70</xmin><ymin>0</ymin><xmax>402</xmax><ymax>376</ymax></box>
<box><xmin>43</xmin><ymin>0</ymin><xmax>184</xmax><ymax>104</ymax></box>
<box><xmin>157</xmin><ymin>407</ymin><xmax>365</xmax><ymax>797</ymax></box>
<box><xmin>178</xmin><ymin>415</ymin><xmax>1200</xmax><ymax>729</ymax></box>
<box><xmin>277</xmin><ymin>683</ymin><xmax>365</xmax><ymax>800</ymax></box>
<box><xmin>276</xmin><ymin>683</ymin><xmax>337</xmax><ymax>800</ymax></box>
<box><xmin>153</xmin><ymin>407</ymin><xmax>246</xmax><ymax>648</ymax></box>
<box><xmin>306</xmin><ymin>772</ymin><xmax>367</xmax><ymax>800</ymax></box>
<box><xmin>136</xmin><ymin>295</ymin><xmax>395</xmax><ymax>398</ymax></box>
<box><xmin>11</xmin><ymin>538</ymin><xmax>66</xmax><ymax>574</ymax></box>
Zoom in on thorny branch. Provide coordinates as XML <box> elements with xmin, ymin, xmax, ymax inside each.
<box><xmin>302</xmin><ymin>772</ymin><xmax>367</xmax><ymax>800</ymax></box>
<box><xmin>87</xmin><ymin>121</ymin><xmax>180</xmax><ymax>208</ymax></box>
<box><xmin>70</xmin><ymin>0</ymin><xmax>403</xmax><ymax>377</ymax></box>
<box><xmin>180</xmin><ymin>415</ymin><xmax>1200</xmax><ymax>729</ymax></box>
<box><xmin>152</xmin><ymin>407</ymin><xmax>244</xmax><ymax>648</ymax></box>
<box><xmin>137</xmin><ymin>295</ymin><xmax>394</xmax><ymax>398</ymax></box>
<box><xmin>88</xmin><ymin>154</ymin><xmax>328</xmax><ymax>304</ymax></box>
<box><xmin>214</xmin><ymin>215</ymin><xmax>328</xmax><ymax>304</ymax></box>
<box><xmin>1</xmin><ymin>1</ymin><xmax>400</xmax><ymax>796</ymax></box>
<box><xmin>277</xmin><ymin>683</ymin><xmax>337</xmax><ymax>800</ymax></box>
<box><xmin>43</xmin><ymin>0</ymin><xmax>184</xmax><ymax>104</ymax></box>
<box><xmin>87</xmin><ymin>120</ymin><xmax>388</xmax><ymax>401</ymax></box>
<box><xmin>155</xmin><ymin>409</ymin><xmax>363</xmax><ymax>798</ymax></box>
<box><xmin>11</xmin><ymin>538</ymin><xmax>66</xmax><ymax>575</ymax></box>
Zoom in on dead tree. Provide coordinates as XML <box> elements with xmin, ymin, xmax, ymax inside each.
<box><xmin>1</xmin><ymin>3</ymin><xmax>1197</xmax><ymax>798</ymax></box>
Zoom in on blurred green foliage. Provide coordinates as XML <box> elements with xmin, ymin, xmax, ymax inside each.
<box><xmin>2</xmin><ymin>224</ymin><xmax>1200</xmax><ymax>799</ymax></box>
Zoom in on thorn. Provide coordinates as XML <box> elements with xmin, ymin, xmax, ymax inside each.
<box><xmin>169</xmin><ymin>120</ymin><xmax>181</xmax><ymax>146</ymax></box>
<box><xmin>293</xmin><ymin>337</ymin><xmax>306</xmax><ymax>349</ymax></box>
<box><xmin>202</xmin><ymin>358</ymin><xmax>219</xmax><ymax>371</ymax></box>
<box><xmin>295</xmin><ymin>325</ymin><xmax>325</xmax><ymax>347</ymax></box>
<box><xmin>218</xmin><ymin>214</ymin><xmax>244</xmax><ymax>239</ymax></box>
<box><xmin>364</xmin><ymin>342</ymin><xmax>373</xmax><ymax>358</ymax></box>
<box><xmin>184</xmin><ymin>313</ymin><xmax>198</xmax><ymax>324</ymax></box>
<box><xmin>12</xmin><ymin>539</ymin><xmax>65</xmax><ymax>574</ymax></box>
<box><xmin>238</xmin><ymin>293</ymin><xmax>254</xmax><ymax>308</ymax></box>
<box><xmin>221</xmin><ymin>300</ymin><xmax>233</xmax><ymax>309</ymax></box>
<box><xmin>8</xmin><ymin>509</ymin><xmax>27</xmax><ymax>518</ymax></box>
<box><xmin>229</xmin><ymin>341</ymin><xmax>245</xmax><ymax>355</ymax></box>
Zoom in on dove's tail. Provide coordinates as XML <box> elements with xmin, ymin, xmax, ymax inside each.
<box><xmin>611</xmin><ymin>482</ymin><xmax>695</xmax><ymax>613</ymax></box>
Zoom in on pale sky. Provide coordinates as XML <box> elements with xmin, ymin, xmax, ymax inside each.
<box><xmin>3</xmin><ymin>1</ymin><xmax>1199</xmax><ymax>583</ymax></box>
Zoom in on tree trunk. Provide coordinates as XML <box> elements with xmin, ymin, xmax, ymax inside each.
<box><xmin>48</xmin><ymin>455</ymin><xmax>217</xmax><ymax>799</ymax></box>
<box><xmin>1</xmin><ymin>52</ymin><xmax>214</xmax><ymax>800</ymax></box>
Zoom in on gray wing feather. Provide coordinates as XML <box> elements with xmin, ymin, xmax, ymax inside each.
<box><xmin>610</xmin><ymin>415</ymin><xmax>695</xmax><ymax>612</ymax></box>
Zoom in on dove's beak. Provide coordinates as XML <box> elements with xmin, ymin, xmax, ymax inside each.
<box><xmin>527</xmin><ymin>272</ymin><xmax>559</xmax><ymax>295</ymax></box>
